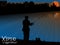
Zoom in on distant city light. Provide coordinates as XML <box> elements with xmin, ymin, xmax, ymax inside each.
<box><xmin>53</xmin><ymin>1</ymin><xmax>59</xmax><ymax>7</ymax></box>
<box><xmin>49</xmin><ymin>1</ymin><xmax>60</xmax><ymax>7</ymax></box>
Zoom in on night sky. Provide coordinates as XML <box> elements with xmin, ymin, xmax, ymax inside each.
<box><xmin>6</xmin><ymin>0</ymin><xmax>60</xmax><ymax>3</ymax></box>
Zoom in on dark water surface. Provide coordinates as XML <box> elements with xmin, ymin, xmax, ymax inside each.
<box><xmin>0</xmin><ymin>12</ymin><xmax>60</xmax><ymax>42</ymax></box>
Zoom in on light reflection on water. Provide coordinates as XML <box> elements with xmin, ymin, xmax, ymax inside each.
<box><xmin>0</xmin><ymin>12</ymin><xmax>60</xmax><ymax>42</ymax></box>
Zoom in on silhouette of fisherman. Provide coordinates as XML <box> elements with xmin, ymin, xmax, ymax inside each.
<box><xmin>22</xmin><ymin>16</ymin><xmax>33</xmax><ymax>41</ymax></box>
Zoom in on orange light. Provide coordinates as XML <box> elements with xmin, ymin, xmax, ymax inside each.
<box><xmin>53</xmin><ymin>1</ymin><xmax>59</xmax><ymax>7</ymax></box>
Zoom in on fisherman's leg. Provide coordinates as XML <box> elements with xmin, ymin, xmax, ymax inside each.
<box><xmin>26</xmin><ymin>31</ymin><xmax>29</xmax><ymax>40</ymax></box>
<box><xmin>24</xmin><ymin>32</ymin><xmax>26</xmax><ymax>40</ymax></box>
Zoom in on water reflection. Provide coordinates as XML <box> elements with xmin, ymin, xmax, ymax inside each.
<box><xmin>53</xmin><ymin>12</ymin><xmax>60</xmax><ymax>19</ymax></box>
<box><xmin>22</xmin><ymin>12</ymin><xmax>60</xmax><ymax>42</ymax></box>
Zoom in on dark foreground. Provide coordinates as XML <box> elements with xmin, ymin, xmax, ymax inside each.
<box><xmin>0</xmin><ymin>39</ymin><xmax>60</xmax><ymax>45</ymax></box>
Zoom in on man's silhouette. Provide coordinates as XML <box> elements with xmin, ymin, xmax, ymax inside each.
<box><xmin>22</xmin><ymin>16</ymin><xmax>33</xmax><ymax>41</ymax></box>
